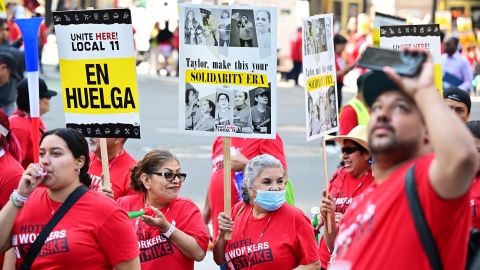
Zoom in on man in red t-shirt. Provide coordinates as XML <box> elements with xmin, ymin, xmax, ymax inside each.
<box><xmin>88</xmin><ymin>137</ymin><xmax>137</xmax><ymax>200</ymax></box>
<box><xmin>323</xmin><ymin>49</ymin><xmax>477</xmax><ymax>270</ymax></box>
<box><xmin>203</xmin><ymin>133</ymin><xmax>292</xmax><ymax>241</ymax></box>
<box><xmin>9</xmin><ymin>78</ymin><xmax>57</xmax><ymax>169</ymax></box>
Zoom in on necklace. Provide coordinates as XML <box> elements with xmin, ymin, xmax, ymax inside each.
<box><xmin>332</xmin><ymin>169</ymin><xmax>370</xmax><ymax>213</ymax></box>
<box><xmin>46</xmin><ymin>195</ymin><xmax>59</xmax><ymax>216</ymax></box>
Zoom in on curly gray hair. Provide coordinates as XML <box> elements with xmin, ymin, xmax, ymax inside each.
<box><xmin>241</xmin><ymin>154</ymin><xmax>285</xmax><ymax>203</ymax></box>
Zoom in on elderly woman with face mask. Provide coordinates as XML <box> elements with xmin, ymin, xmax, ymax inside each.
<box><xmin>319</xmin><ymin>125</ymin><xmax>374</xmax><ymax>269</ymax></box>
<box><xmin>213</xmin><ymin>154</ymin><xmax>320</xmax><ymax>270</ymax></box>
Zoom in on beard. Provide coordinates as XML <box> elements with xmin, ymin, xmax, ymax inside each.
<box><xmin>369</xmin><ymin>131</ymin><xmax>419</xmax><ymax>161</ymax></box>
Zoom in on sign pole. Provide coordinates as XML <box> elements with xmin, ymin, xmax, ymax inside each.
<box><xmin>223</xmin><ymin>137</ymin><xmax>232</xmax><ymax>240</ymax></box>
<box><xmin>100</xmin><ymin>138</ymin><xmax>111</xmax><ymax>188</ymax></box>
<box><xmin>322</xmin><ymin>137</ymin><xmax>333</xmax><ymax>233</ymax></box>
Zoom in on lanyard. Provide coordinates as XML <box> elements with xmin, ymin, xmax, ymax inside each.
<box><xmin>239</xmin><ymin>206</ymin><xmax>273</xmax><ymax>269</ymax></box>
<box><xmin>332</xmin><ymin>168</ymin><xmax>369</xmax><ymax>213</ymax></box>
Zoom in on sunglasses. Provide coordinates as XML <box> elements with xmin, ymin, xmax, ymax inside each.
<box><xmin>151</xmin><ymin>172</ymin><xmax>187</xmax><ymax>182</ymax></box>
<box><xmin>341</xmin><ymin>147</ymin><xmax>360</xmax><ymax>155</ymax></box>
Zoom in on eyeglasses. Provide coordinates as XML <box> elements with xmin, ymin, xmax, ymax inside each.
<box><xmin>151</xmin><ymin>172</ymin><xmax>187</xmax><ymax>182</ymax></box>
<box><xmin>341</xmin><ymin>147</ymin><xmax>360</xmax><ymax>155</ymax></box>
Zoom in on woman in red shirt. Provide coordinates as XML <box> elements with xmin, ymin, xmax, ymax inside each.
<box><xmin>117</xmin><ymin>149</ymin><xmax>209</xmax><ymax>270</ymax></box>
<box><xmin>214</xmin><ymin>154</ymin><xmax>320</xmax><ymax>270</ymax></box>
<box><xmin>320</xmin><ymin>125</ymin><xmax>374</xmax><ymax>269</ymax></box>
<box><xmin>0</xmin><ymin>110</ymin><xmax>23</xmax><ymax>267</ymax></box>
<box><xmin>0</xmin><ymin>128</ymin><xmax>140</xmax><ymax>270</ymax></box>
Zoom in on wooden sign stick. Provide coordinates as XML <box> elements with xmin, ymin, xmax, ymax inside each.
<box><xmin>322</xmin><ymin>137</ymin><xmax>333</xmax><ymax>233</ymax></box>
<box><xmin>223</xmin><ymin>137</ymin><xmax>232</xmax><ymax>240</ymax></box>
<box><xmin>99</xmin><ymin>138</ymin><xmax>111</xmax><ymax>188</ymax></box>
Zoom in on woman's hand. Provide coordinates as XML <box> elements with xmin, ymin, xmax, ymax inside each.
<box><xmin>142</xmin><ymin>206</ymin><xmax>171</xmax><ymax>233</ymax></box>
<box><xmin>98</xmin><ymin>186</ymin><xmax>114</xmax><ymax>199</ymax></box>
<box><xmin>320</xmin><ymin>189</ymin><xmax>336</xmax><ymax>222</ymax></box>
<box><xmin>217</xmin><ymin>212</ymin><xmax>233</xmax><ymax>236</ymax></box>
<box><xmin>334</xmin><ymin>212</ymin><xmax>344</xmax><ymax>223</ymax></box>
<box><xmin>17</xmin><ymin>164</ymin><xmax>46</xmax><ymax>197</ymax></box>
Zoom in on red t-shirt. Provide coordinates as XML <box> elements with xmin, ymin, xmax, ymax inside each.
<box><xmin>88</xmin><ymin>150</ymin><xmax>137</xmax><ymax>200</ymax></box>
<box><xmin>117</xmin><ymin>194</ymin><xmax>209</xmax><ymax>270</ymax></box>
<box><xmin>9</xmin><ymin>110</ymin><xmax>46</xmax><ymax>169</ymax></box>
<box><xmin>7</xmin><ymin>20</ymin><xmax>21</xmax><ymax>43</ymax></box>
<box><xmin>11</xmin><ymin>187</ymin><xmax>139</xmax><ymax>270</ymax></box>
<box><xmin>39</xmin><ymin>22</ymin><xmax>48</xmax><ymax>46</ymax></box>
<box><xmin>339</xmin><ymin>105</ymin><xmax>358</xmax><ymax>135</ymax></box>
<box><xmin>0</xmin><ymin>150</ymin><xmax>23</xmax><ymax>266</ymax></box>
<box><xmin>319</xmin><ymin>168</ymin><xmax>374</xmax><ymax>268</ymax></box>
<box><xmin>470</xmin><ymin>174</ymin><xmax>480</xmax><ymax>229</ymax></box>
<box><xmin>329</xmin><ymin>154</ymin><xmax>470</xmax><ymax>270</ymax></box>
<box><xmin>290</xmin><ymin>32</ymin><xmax>303</xmax><ymax>62</ymax></box>
<box><xmin>209</xmin><ymin>134</ymin><xmax>287</xmax><ymax>240</ymax></box>
<box><xmin>223</xmin><ymin>203</ymin><xmax>319</xmax><ymax>269</ymax></box>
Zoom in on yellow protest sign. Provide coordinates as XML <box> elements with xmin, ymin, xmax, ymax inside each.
<box><xmin>185</xmin><ymin>69</ymin><xmax>268</xmax><ymax>87</ymax></box>
<box><xmin>60</xmin><ymin>58</ymin><xmax>139</xmax><ymax>114</ymax></box>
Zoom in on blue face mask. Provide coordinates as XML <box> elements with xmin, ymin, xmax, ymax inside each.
<box><xmin>254</xmin><ymin>190</ymin><xmax>286</xmax><ymax>211</ymax></box>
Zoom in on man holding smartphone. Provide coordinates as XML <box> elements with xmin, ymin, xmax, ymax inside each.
<box><xmin>324</xmin><ymin>49</ymin><xmax>477</xmax><ymax>269</ymax></box>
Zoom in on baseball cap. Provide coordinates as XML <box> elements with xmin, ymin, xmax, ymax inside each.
<box><xmin>362</xmin><ymin>71</ymin><xmax>401</xmax><ymax>107</ymax></box>
<box><xmin>0</xmin><ymin>52</ymin><xmax>20</xmax><ymax>79</ymax></box>
<box><xmin>443</xmin><ymin>87</ymin><xmax>471</xmax><ymax>112</ymax></box>
<box><xmin>255</xmin><ymin>87</ymin><xmax>268</xmax><ymax>97</ymax></box>
<box><xmin>17</xmin><ymin>78</ymin><xmax>57</xmax><ymax>100</ymax></box>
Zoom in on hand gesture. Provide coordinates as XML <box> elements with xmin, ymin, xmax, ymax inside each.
<box><xmin>383</xmin><ymin>48</ymin><xmax>434</xmax><ymax>99</ymax></box>
<box><xmin>142</xmin><ymin>206</ymin><xmax>171</xmax><ymax>233</ymax></box>
<box><xmin>98</xmin><ymin>185</ymin><xmax>114</xmax><ymax>199</ymax></box>
<box><xmin>231</xmin><ymin>151</ymin><xmax>248</xmax><ymax>171</ymax></box>
<box><xmin>320</xmin><ymin>189</ymin><xmax>336</xmax><ymax>222</ymax></box>
<box><xmin>217</xmin><ymin>212</ymin><xmax>234</xmax><ymax>236</ymax></box>
<box><xmin>17</xmin><ymin>164</ymin><xmax>46</xmax><ymax>197</ymax></box>
<box><xmin>334</xmin><ymin>212</ymin><xmax>344</xmax><ymax>223</ymax></box>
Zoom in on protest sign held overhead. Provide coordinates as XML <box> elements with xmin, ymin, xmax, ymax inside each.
<box><xmin>302</xmin><ymin>14</ymin><xmax>338</xmax><ymax>142</ymax></box>
<box><xmin>179</xmin><ymin>4</ymin><xmax>277</xmax><ymax>139</ymax></box>
<box><xmin>380</xmin><ymin>24</ymin><xmax>443</xmax><ymax>94</ymax></box>
<box><xmin>53</xmin><ymin>9</ymin><xmax>140</xmax><ymax>138</ymax></box>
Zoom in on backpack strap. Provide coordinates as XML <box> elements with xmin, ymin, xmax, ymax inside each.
<box><xmin>19</xmin><ymin>185</ymin><xmax>89</xmax><ymax>270</ymax></box>
<box><xmin>405</xmin><ymin>165</ymin><xmax>443</xmax><ymax>270</ymax></box>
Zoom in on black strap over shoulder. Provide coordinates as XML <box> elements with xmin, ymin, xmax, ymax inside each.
<box><xmin>19</xmin><ymin>185</ymin><xmax>89</xmax><ymax>270</ymax></box>
<box><xmin>405</xmin><ymin>165</ymin><xmax>443</xmax><ymax>270</ymax></box>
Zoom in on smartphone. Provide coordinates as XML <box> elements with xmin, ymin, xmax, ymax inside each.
<box><xmin>357</xmin><ymin>47</ymin><xmax>426</xmax><ymax>77</ymax></box>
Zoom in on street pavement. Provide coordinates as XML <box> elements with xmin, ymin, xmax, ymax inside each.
<box><xmin>40</xmin><ymin>66</ymin><xmax>480</xmax><ymax>269</ymax></box>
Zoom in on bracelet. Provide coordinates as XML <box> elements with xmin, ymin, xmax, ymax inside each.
<box><xmin>10</xmin><ymin>190</ymin><xmax>28</xmax><ymax>208</ymax></box>
<box><xmin>162</xmin><ymin>224</ymin><xmax>175</xmax><ymax>238</ymax></box>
